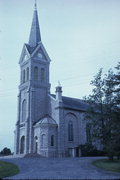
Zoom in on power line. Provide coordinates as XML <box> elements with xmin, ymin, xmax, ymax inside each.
<box><xmin>0</xmin><ymin>80</ymin><xmax>91</xmax><ymax>94</ymax></box>
<box><xmin>0</xmin><ymin>82</ymin><xmax>92</xmax><ymax>98</ymax></box>
<box><xmin>0</xmin><ymin>70</ymin><xmax>105</xmax><ymax>96</ymax></box>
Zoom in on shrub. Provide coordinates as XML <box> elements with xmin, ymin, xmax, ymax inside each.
<box><xmin>79</xmin><ymin>143</ymin><xmax>106</xmax><ymax>157</ymax></box>
<box><xmin>0</xmin><ymin>147</ymin><xmax>11</xmax><ymax>156</ymax></box>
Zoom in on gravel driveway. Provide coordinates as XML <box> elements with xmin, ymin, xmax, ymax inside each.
<box><xmin>1</xmin><ymin>157</ymin><xmax>120</xmax><ymax>179</ymax></box>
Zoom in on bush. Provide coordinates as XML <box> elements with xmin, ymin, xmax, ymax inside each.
<box><xmin>105</xmin><ymin>140</ymin><xmax>120</xmax><ymax>160</ymax></box>
<box><xmin>0</xmin><ymin>147</ymin><xmax>11</xmax><ymax>156</ymax></box>
<box><xmin>79</xmin><ymin>143</ymin><xmax>106</xmax><ymax>157</ymax></box>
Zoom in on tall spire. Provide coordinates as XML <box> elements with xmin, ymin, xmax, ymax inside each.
<box><xmin>28</xmin><ymin>0</ymin><xmax>41</xmax><ymax>47</ymax></box>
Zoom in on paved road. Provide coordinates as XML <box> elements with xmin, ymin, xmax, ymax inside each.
<box><xmin>1</xmin><ymin>157</ymin><xmax>120</xmax><ymax>179</ymax></box>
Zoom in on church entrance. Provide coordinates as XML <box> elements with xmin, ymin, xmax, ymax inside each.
<box><xmin>20</xmin><ymin>136</ymin><xmax>25</xmax><ymax>154</ymax></box>
<box><xmin>68</xmin><ymin>148</ymin><xmax>76</xmax><ymax>157</ymax></box>
<box><xmin>76</xmin><ymin>147</ymin><xmax>81</xmax><ymax>157</ymax></box>
<box><xmin>68</xmin><ymin>147</ymin><xmax>81</xmax><ymax>157</ymax></box>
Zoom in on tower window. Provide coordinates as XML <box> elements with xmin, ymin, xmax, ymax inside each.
<box><xmin>22</xmin><ymin>100</ymin><xmax>26</xmax><ymax>122</ymax></box>
<box><xmin>68</xmin><ymin>121</ymin><xmax>74</xmax><ymax>141</ymax></box>
<box><xmin>51</xmin><ymin>135</ymin><xmax>54</xmax><ymax>146</ymax></box>
<box><xmin>27</xmin><ymin>67</ymin><xmax>29</xmax><ymax>81</ymax></box>
<box><xmin>41</xmin><ymin>134</ymin><xmax>45</xmax><ymax>147</ymax></box>
<box><xmin>23</xmin><ymin>70</ymin><xmax>25</xmax><ymax>83</ymax></box>
<box><xmin>41</xmin><ymin>68</ymin><xmax>45</xmax><ymax>82</ymax></box>
<box><xmin>34</xmin><ymin>66</ymin><xmax>38</xmax><ymax>80</ymax></box>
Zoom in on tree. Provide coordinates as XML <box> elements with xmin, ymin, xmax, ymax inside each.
<box><xmin>85</xmin><ymin>63</ymin><xmax>120</xmax><ymax>160</ymax></box>
<box><xmin>111</xmin><ymin>62</ymin><xmax>120</xmax><ymax>159</ymax></box>
<box><xmin>113</xmin><ymin>62</ymin><xmax>120</xmax><ymax>106</ymax></box>
<box><xmin>0</xmin><ymin>147</ymin><xmax>11</xmax><ymax>156</ymax></box>
<box><xmin>102</xmin><ymin>69</ymin><xmax>117</xmax><ymax>159</ymax></box>
<box><xmin>84</xmin><ymin>68</ymin><xmax>105</xmax><ymax>147</ymax></box>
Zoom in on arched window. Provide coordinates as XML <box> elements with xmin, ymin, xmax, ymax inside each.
<box><xmin>35</xmin><ymin>136</ymin><xmax>38</xmax><ymax>140</ymax></box>
<box><xmin>27</xmin><ymin>67</ymin><xmax>29</xmax><ymax>81</ymax></box>
<box><xmin>23</xmin><ymin>69</ymin><xmax>25</xmax><ymax>83</ymax></box>
<box><xmin>51</xmin><ymin>135</ymin><xmax>54</xmax><ymax>146</ymax></box>
<box><xmin>22</xmin><ymin>100</ymin><xmax>26</xmax><ymax>122</ymax></box>
<box><xmin>34</xmin><ymin>66</ymin><xmax>38</xmax><ymax>80</ymax></box>
<box><xmin>41</xmin><ymin>68</ymin><xmax>45</xmax><ymax>82</ymax></box>
<box><xmin>68</xmin><ymin>121</ymin><xmax>74</xmax><ymax>141</ymax></box>
<box><xmin>20</xmin><ymin>136</ymin><xmax>25</xmax><ymax>154</ymax></box>
<box><xmin>34</xmin><ymin>136</ymin><xmax>38</xmax><ymax>153</ymax></box>
<box><xmin>41</xmin><ymin>134</ymin><xmax>45</xmax><ymax>147</ymax></box>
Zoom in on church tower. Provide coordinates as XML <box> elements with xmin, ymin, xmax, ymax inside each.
<box><xmin>14</xmin><ymin>1</ymin><xmax>51</xmax><ymax>155</ymax></box>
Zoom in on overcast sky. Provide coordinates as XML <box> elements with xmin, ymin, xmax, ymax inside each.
<box><xmin>0</xmin><ymin>0</ymin><xmax>120</xmax><ymax>152</ymax></box>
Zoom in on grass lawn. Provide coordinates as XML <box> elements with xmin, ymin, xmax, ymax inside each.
<box><xmin>92</xmin><ymin>159</ymin><xmax>120</xmax><ymax>173</ymax></box>
<box><xmin>0</xmin><ymin>160</ymin><xmax>19</xmax><ymax>178</ymax></box>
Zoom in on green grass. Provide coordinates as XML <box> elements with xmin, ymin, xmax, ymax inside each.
<box><xmin>92</xmin><ymin>159</ymin><xmax>120</xmax><ymax>173</ymax></box>
<box><xmin>0</xmin><ymin>160</ymin><xmax>19</xmax><ymax>178</ymax></box>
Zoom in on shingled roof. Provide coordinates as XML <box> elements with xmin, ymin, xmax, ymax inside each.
<box><xmin>51</xmin><ymin>94</ymin><xmax>89</xmax><ymax>112</ymax></box>
<box><xmin>28</xmin><ymin>2</ymin><xmax>41</xmax><ymax>47</ymax></box>
<box><xmin>33</xmin><ymin>114</ymin><xmax>57</xmax><ymax>126</ymax></box>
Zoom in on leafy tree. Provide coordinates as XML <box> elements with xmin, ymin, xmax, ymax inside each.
<box><xmin>85</xmin><ymin>63</ymin><xmax>120</xmax><ymax>160</ymax></box>
<box><xmin>113</xmin><ymin>62</ymin><xmax>120</xmax><ymax>106</ymax></box>
<box><xmin>111</xmin><ymin>62</ymin><xmax>120</xmax><ymax>159</ymax></box>
<box><xmin>102</xmin><ymin>69</ymin><xmax>117</xmax><ymax>159</ymax></box>
<box><xmin>84</xmin><ymin>68</ymin><xmax>105</xmax><ymax>146</ymax></box>
<box><xmin>0</xmin><ymin>147</ymin><xmax>11</xmax><ymax>156</ymax></box>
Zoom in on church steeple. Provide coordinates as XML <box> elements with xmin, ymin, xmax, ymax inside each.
<box><xmin>28</xmin><ymin>0</ymin><xmax>41</xmax><ymax>47</ymax></box>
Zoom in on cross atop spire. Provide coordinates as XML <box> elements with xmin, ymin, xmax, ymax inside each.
<box><xmin>35</xmin><ymin>0</ymin><xmax>37</xmax><ymax>10</ymax></box>
<box><xmin>28</xmin><ymin>0</ymin><xmax>41</xmax><ymax>47</ymax></box>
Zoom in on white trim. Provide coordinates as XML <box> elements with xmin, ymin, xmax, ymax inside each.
<box><xmin>19</xmin><ymin>44</ymin><xmax>30</xmax><ymax>64</ymax></box>
<box><xmin>49</xmin><ymin>94</ymin><xmax>56</xmax><ymax>101</ymax></box>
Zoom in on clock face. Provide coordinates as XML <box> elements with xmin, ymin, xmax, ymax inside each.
<box><xmin>37</xmin><ymin>53</ymin><xmax>43</xmax><ymax>58</ymax></box>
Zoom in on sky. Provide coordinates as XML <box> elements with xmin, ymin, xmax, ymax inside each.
<box><xmin>0</xmin><ymin>0</ymin><xmax>120</xmax><ymax>152</ymax></box>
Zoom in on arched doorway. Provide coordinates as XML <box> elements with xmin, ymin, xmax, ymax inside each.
<box><xmin>20</xmin><ymin>136</ymin><xmax>25</xmax><ymax>154</ymax></box>
<box><xmin>76</xmin><ymin>147</ymin><xmax>81</xmax><ymax>157</ymax></box>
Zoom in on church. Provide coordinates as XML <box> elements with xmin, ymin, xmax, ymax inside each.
<box><xmin>14</xmin><ymin>2</ymin><xmax>90</xmax><ymax>157</ymax></box>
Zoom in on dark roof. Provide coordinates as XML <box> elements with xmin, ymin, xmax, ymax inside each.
<box><xmin>25</xmin><ymin>44</ymin><xmax>36</xmax><ymax>54</ymax></box>
<box><xmin>28</xmin><ymin>8</ymin><xmax>41</xmax><ymax>47</ymax></box>
<box><xmin>33</xmin><ymin>114</ymin><xmax>51</xmax><ymax>125</ymax></box>
<box><xmin>33</xmin><ymin>96</ymin><xmax>90</xmax><ymax>125</ymax></box>
<box><xmin>24</xmin><ymin>7</ymin><xmax>41</xmax><ymax>53</ymax></box>
<box><xmin>51</xmin><ymin>94</ymin><xmax>89</xmax><ymax>112</ymax></box>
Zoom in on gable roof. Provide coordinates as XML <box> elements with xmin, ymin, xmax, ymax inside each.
<box><xmin>33</xmin><ymin>114</ymin><xmax>57</xmax><ymax>126</ymax></box>
<box><xmin>19</xmin><ymin>44</ymin><xmax>31</xmax><ymax>64</ymax></box>
<box><xmin>51</xmin><ymin>94</ymin><xmax>89</xmax><ymax>112</ymax></box>
<box><xmin>30</xmin><ymin>42</ymin><xmax>51</xmax><ymax>62</ymax></box>
<box><xmin>25</xmin><ymin>44</ymin><xmax>36</xmax><ymax>54</ymax></box>
<box><xmin>19</xmin><ymin>42</ymin><xmax>51</xmax><ymax>64</ymax></box>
